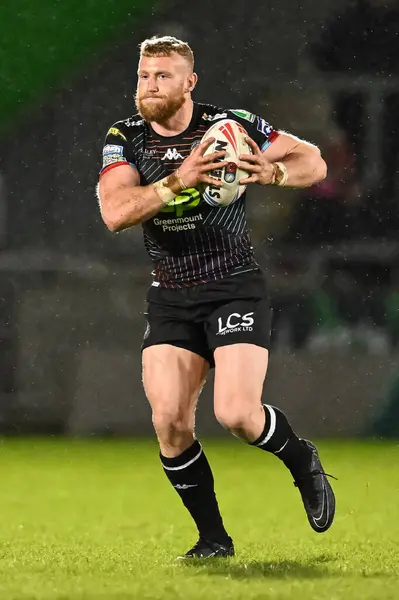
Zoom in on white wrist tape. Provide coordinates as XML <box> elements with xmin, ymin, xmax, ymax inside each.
<box><xmin>153</xmin><ymin>177</ymin><xmax>177</xmax><ymax>206</ymax></box>
<box><xmin>274</xmin><ymin>162</ymin><xmax>289</xmax><ymax>187</ymax></box>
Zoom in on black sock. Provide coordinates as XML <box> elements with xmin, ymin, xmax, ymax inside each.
<box><xmin>160</xmin><ymin>440</ymin><xmax>230</xmax><ymax>544</ymax></box>
<box><xmin>250</xmin><ymin>404</ymin><xmax>310</xmax><ymax>475</ymax></box>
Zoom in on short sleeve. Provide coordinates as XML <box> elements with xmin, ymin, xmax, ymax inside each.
<box><xmin>227</xmin><ymin>109</ymin><xmax>279</xmax><ymax>151</ymax></box>
<box><xmin>99</xmin><ymin>122</ymin><xmax>137</xmax><ymax>178</ymax></box>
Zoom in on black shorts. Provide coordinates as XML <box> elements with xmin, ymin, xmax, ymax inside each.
<box><xmin>141</xmin><ymin>269</ymin><xmax>272</xmax><ymax>368</ymax></box>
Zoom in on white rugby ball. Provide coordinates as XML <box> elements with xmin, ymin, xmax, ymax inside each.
<box><xmin>200</xmin><ymin>119</ymin><xmax>252</xmax><ymax>207</ymax></box>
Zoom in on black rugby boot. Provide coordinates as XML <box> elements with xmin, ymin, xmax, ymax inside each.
<box><xmin>293</xmin><ymin>440</ymin><xmax>337</xmax><ymax>533</ymax></box>
<box><xmin>178</xmin><ymin>537</ymin><xmax>235</xmax><ymax>559</ymax></box>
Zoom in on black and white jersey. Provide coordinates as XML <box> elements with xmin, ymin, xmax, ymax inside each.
<box><xmin>99</xmin><ymin>103</ymin><xmax>279</xmax><ymax>287</ymax></box>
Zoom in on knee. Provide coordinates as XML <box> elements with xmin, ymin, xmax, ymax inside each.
<box><xmin>215</xmin><ymin>401</ymin><xmax>248</xmax><ymax>433</ymax></box>
<box><xmin>152</xmin><ymin>408</ymin><xmax>194</xmax><ymax>442</ymax></box>
<box><xmin>215</xmin><ymin>397</ymin><xmax>263</xmax><ymax>440</ymax></box>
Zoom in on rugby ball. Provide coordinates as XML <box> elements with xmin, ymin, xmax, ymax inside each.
<box><xmin>200</xmin><ymin>119</ymin><xmax>252</xmax><ymax>207</ymax></box>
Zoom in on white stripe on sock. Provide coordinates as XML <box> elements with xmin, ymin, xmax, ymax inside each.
<box><xmin>274</xmin><ymin>438</ymin><xmax>289</xmax><ymax>454</ymax></box>
<box><xmin>162</xmin><ymin>445</ymin><xmax>203</xmax><ymax>471</ymax></box>
<box><xmin>256</xmin><ymin>405</ymin><xmax>276</xmax><ymax>447</ymax></box>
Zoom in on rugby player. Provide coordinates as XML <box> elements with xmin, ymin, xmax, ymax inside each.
<box><xmin>97</xmin><ymin>36</ymin><xmax>336</xmax><ymax>559</ymax></box>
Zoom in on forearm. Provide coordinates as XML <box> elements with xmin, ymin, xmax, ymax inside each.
<box><xmin>101</xmin><ymin>172</ymin><xmax>182</xmax><ymax>232</ymax></box>
<box><xmin>103</xmin><ymin>185</ymin><xmax>164</xmax><ymax>232</ymax></box>
<box><xmin>275</xmin><ymin>150</ymin><xmax>327</xmax><ymax>188</ymax></box>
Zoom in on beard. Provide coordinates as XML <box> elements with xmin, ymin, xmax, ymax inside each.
<box><xmin>135</xmin><ymin>88</ymin><xmax>186</xmax><ymax>123</ymax></box>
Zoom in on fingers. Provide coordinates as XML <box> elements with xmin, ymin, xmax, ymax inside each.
<box><xmin>201</xmin><ymin>175</ymin><xmax>225</xmax><ymax>187</ymax></box>
<box><xmin>201</xmin><ymin>160</ymin><xmax>228</xmax><ymax>173</ymax></box>
<box><xmin>238</xmin><ymin>154</ymin><xmax>260</xmax><ymax>164</ymax></box>
<box><xmin>244</xmin><ymin>136</ymin><xmax>261</xmax><ymax>154</ymax></box>
<box><xmin>200</xmin><ymin>161</ymin><xmax>228</xmax><ymax>187</ymax></box>
<box><xmin>239</xmin><ymin>175</ymin><xmax>258</xmax><ymax>185</ymax></box>
<box><xmin>197</xmin><ymin>137</ymin><xmax>216</xmax><ymax>156</ymax></box>
<box><xmin>237</xmin><ymin>161</ymin><xmax>262</xmax><ymax>173</ymax></box>
<box><xmin>202</xmin><ymin>150</ymin><xmax>227</xmax><ymax>163</ymax></box>
<box><xmin>238</xmin><ymin>161</ymin><xmax>261</xmax><ymax>183</ymax></box>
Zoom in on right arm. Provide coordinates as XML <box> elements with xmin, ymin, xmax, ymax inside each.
<box><xmin>97</xmin><ymin>139</ymin><xmax>227</xmax><ymax>233</ymax></box>
<box><xmin>98</xmin><ymin>165</ymin><xmax>180</xmax><ymax>232</ymax></box>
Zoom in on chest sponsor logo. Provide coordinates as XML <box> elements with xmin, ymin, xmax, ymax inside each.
<box><xmin>153</xmin><ymin>213</ymin><xmax>203</xmax><ymax>232</ymax></box>
<box><xmin>216</xmin><ymin>312</ymin><xmax>254</xmax><ymax>335</ymax></box>
<box><xmin>159</xmin><ymin>188</ymin><xmax>201</xmax><ymax>215</ymax></box>
<box><xmin>155</xmin><ymin>187</ymin><xmax>203</xmax><ymax>230</ymax></box>
<box><xmin>161</xmin><ymin>148</ymin><xmax>184</xmax><ymax>161</ymax></box>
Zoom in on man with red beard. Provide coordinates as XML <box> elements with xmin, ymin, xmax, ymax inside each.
<box><xmin>97</xmin><ymin>36</ymin><xmax>335</xmax><ymax>559</ymax></box>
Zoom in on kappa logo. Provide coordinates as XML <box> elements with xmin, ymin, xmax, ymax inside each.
<box><xmin>217</xmin><ymin>312</ymin><xmax>254</xmax><ymax>335</ymax></box>
<box><xmin>161</xmin><ymin>148</ymin><xmax>184</xmax><ymax>161</ymax></box>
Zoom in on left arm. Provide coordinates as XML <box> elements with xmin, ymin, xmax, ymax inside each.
<box><xmin>238</xmin><ymin>132</ymin><xmax>327</xmax><ymax>188</ymax></box>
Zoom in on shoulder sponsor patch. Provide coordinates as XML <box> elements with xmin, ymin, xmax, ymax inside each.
<box><xmin>102</xmin><ymin>154</ymin><xmax>127</xmax><ymax>168</ymax></box>
<box><xmin>230</xmin><ymin>109</ymin><xmax>256</xmax><ymax>123</ymax></box>
<box><xmin>256</xmin><ymin>117</ymin><xmax>274</xmax><ymax>137</ymax></box>
<box><xmin>107</xmin><ymin>127</ymin><xmax>127</xmax><ymax>141</ymax></box>
<box><xmin>103</xmin><ymin>144</ymin><xmax>124</xmax><ymax>156</ymax></box>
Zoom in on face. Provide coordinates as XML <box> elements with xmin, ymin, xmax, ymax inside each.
<box><xmin>136</xmin><ymin>53</ymin><xmax>197</xmax><ymax>123</ymax></box>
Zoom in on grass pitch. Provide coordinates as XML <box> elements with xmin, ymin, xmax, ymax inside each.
<box><xmin>0</xmin><ymin>437</ymin><xmax>398</xmax><ymax>600</ymax></box>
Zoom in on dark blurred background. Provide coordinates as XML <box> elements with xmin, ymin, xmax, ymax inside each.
<box><xmin>1</xmin><ymin>0</ymin><xmax>399</xmax><ymax>439</ymax></box>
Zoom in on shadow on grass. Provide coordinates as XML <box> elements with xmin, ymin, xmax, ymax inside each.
<box><xmin>179</xmin><ymin>553</ymin><xmax>395</xmax><ymax>580</ymax></box>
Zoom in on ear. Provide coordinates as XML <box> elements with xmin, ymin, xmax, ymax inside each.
<box><xmin>185</xmin><ymin>72</ymin><xmax>198</xmax><ymax>93</ymax></box>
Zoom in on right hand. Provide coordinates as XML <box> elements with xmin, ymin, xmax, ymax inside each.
<box><xmin>177</xmin><ymin>138</ymin><xmax>227</xmax><ymax>189</ymax></box>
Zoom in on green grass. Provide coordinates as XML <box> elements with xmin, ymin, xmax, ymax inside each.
<box><xmin>0</xmin><ymin>438</ymin><xmax>398</xmax><ymax>600</ymax></box>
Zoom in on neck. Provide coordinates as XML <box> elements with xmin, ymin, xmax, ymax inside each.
<box><xmin>150</xmin><ymin>99</ymin><xmax>194</xmax><ymax>137</ymax></box>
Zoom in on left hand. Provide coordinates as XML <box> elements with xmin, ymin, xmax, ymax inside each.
<box><xmin>238</xmin><ymin>136</ymin><xmax>275</xmax><ymax>185</ymax></box>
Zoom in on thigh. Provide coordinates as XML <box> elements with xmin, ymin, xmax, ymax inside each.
<box><xmin>206</xmin><ymin>297</ymin><xmax>271</xmax><ymax>412</ymax></box>
<box><xmin>213</xmin><ymin>343</ymin><xmax>269</xmax><ymax>414</ymax></box>
<box><xmin>142</xmin><ymin>344</ymin><xmax>209</xmax><ymax>418</ymax></box>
